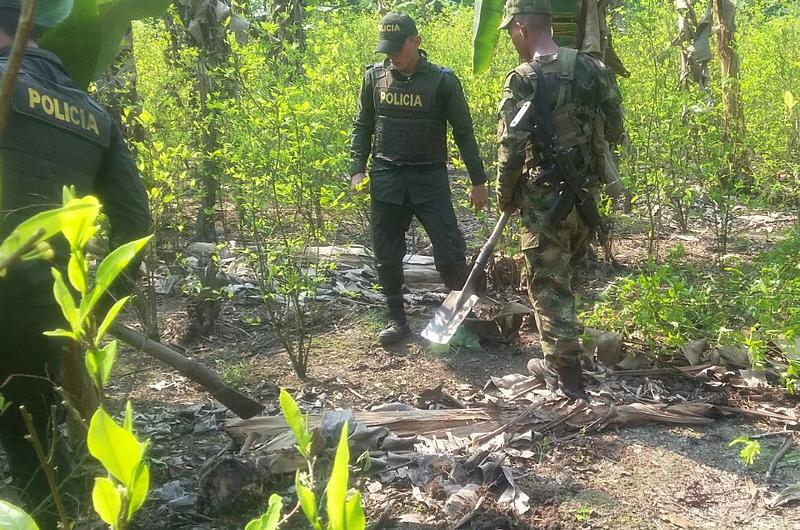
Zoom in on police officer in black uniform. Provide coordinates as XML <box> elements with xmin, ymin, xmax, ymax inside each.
<box><xmin>350</xmin><ymin>13</ymin><xmax>488</xmax><ymax>345</ymax></box>
<box><xmin>0</xmin><ymin>1</ymin><xmax>151</xmax><ymax>525</ymax></box>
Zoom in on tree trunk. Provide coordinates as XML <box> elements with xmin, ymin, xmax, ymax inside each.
<box><xmin>194</xmin><ymin>56</ymin><xmax>220</xmax><ymax>242</ymax></box>
<box><xmin>712</xmin><ymin>0</ymin><xmax>743</xmax><ymax>138</ymax></box>
<box><xmin>95</xmin><ymin>26</ymin><xmax>145</xmax><ymax>144</ymax></box>
<box><xmin>712</xmin><ymin>0</ymin><xmax>752</xmax><ymax>187</ymax></box>
<box><xmin>173</xmin><ymin>0</ymin><xmax>237</xmax><ymax>243</ymax></box>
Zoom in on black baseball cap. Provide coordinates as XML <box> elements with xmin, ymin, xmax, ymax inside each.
<box><xmin>375</xmin><ymin>13</ymin><xmax>417</xmax><ymax>54</ymax></box>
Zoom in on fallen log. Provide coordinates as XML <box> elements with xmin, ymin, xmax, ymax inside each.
<box><xmin>606</xmin><ymin>362</ymin><xmax>715</xmax><ymax>377</ymax></box>
<box><xmin>303</xmin><ymin>245</ymin><xmax>442</xmax><ymax>289</ymax></box>
<box><xmin>111</xmin><ymin>323</ymin><xmax>265</xmax><ymax>419</ymax></box>
<box><xmin>223</xmin><ymin>399</ymin><xmax>799</xmax><ymax>457</ymax></box>
<box><xmin>225</xmin><ymin>408</ymin><xmax>492</xmax><ymax>445</ymax></box>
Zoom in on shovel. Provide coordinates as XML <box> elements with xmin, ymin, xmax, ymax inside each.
<box><xmin>422</xmin><ymin>211</ymin><xmax>512</xmax><ymax>344</ymax></box>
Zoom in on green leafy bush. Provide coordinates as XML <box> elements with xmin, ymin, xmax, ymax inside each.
<box><xmin>0</xmin><ymin>188</ymin><xmax>153</xmax><ymax>529</ymax></box>
<box><xmin>583</xmin><ymin>229</ymin><xmax>800</xmax><ymax>389</ymax></box>
<box><xmin>245</xmin><ymin>389</ymin><xmax>366</xmax><ymax>530</ymax></box>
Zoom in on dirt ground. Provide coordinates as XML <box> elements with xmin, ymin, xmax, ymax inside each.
<box><xmin>102</xmin><ymin>204</ymin><xmax>800</xmax><ymax>530</ymax></box>
<box><xmin>2</xmin><ymin>202</ymin><xmax>798</xmax><ymax>529</ymax></box>
<box><xmin>116</xmin><ymin>311</ymin><xmax>800</xmax><ymax>530</ymax></box>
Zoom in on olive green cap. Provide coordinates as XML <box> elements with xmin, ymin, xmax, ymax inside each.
<box><xmin>498</xmin><ymin>0</ymin><xmax>552</xmax><ymax>29</ymax></box>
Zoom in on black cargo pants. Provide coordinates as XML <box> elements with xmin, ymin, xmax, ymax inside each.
<box><xmin>0</xmin><ymin>303</ymin><xmax>72</xmax><ymax>528</ymax></box>
<box><xmin>370</xmin><ymin>192</ymin><xmax>468</xmax><ymax>297</ymax></box>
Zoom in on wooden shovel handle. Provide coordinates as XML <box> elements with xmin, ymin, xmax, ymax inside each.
<box><xmin>462</xmin><ymin>211</ymin><xmax>512</xmax><ymax>292</ymax></box>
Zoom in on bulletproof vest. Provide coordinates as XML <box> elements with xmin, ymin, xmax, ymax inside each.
<box><xmin>514</xmin><ymin>48</ymin><xmax>594</xmax><ymax>167</ymax></box>
<box><xmin>0</xmin><ymin>55</ymin><xmax>112</xmax><ymax>301</ymax></box>
<box><xmin>372</xmin><ymin>62</ymin><xmax>448</xmax><ymax>165</ymax></box>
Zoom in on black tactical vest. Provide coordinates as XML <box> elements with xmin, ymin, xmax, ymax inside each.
<box><xmin>372</xmin><ymin>60</ymin><xmax>448</xmax><ymax>165</ymax></box>
<box><xmin>0</xmin><ymin>51</ymin><xmax>112</xmax><ymax>301</ymax></box>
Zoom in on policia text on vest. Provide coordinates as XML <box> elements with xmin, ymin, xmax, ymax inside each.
<box><xmin>26</xmin><ymin>87</ymin><xmax>101</xmax><ymax>135</ymax></box>
<box><xmin>378</xmin><ymin>89</ymin><xmax>424</xmax><ymax>108</ymax></box>
<box><xmin>11</xmin><ymin>78</ymin><xmax>110</xmax><ymax>146</ymax></box>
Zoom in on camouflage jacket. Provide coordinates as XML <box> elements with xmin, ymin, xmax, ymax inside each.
<box><xmin>495</xmin><ymin>48</ymin><xmax>623</xmax><ymax>210</ymax></box>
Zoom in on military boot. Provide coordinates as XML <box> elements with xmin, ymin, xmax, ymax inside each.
<box><xmin>527</xmin><ymin>357</ymin><xmax>588</xmax><ymax>401</ymax></box>
<box><xmin>554</xmin><ymin>360</ymin><xmax>588</xmax><ymax>401</ymax></box>
<box><xmin>378</xmin><ymin>295</ymin><xmax>411</xmax><ymax>345</ymax></box>
<box><xmin>527</xmin><ymin>358</ymin><xmax>559</xmax><ymax>391</ymax></box>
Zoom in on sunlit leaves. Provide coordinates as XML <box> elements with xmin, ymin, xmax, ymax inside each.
<box><xmin>88</xmin><ymin>406</ymin><xmax>151</xmax><ymax>525</ymax></box>
<box><xmin>0</xmin><ymin>197</ymin><xmax>100</xmax><ymax>275</ymax></box>
<box><xmin>92</xmin><ymin>477</ymin><xmax>122</xmax><ymax>526</ymax></box>
<box><xmin>82</xmin><ymin>234</ymin><xmax>152</xmax><ymax>319</ymax></box>
<box><xmin>0</xmin><ymin>501</ymin><xmax>39</xmax><ymax>530</ymax></box>
<box><xmin>88</xmin><ymin>407</ymin><xmax>148</xmax><ymax>486</ymax></box>
<box><xmin>244</xmin><ymin>494</ymin><xmax>283</xmax><ymax>530</ymax></box>
<box><xmin>729</xmin><ymin>436</ymin><xmax>762</xmax><ymax>465</ymax></box>
<box><xmin>280</xmin><ymin>388</ymin><xmax>313</xmax><ymax>457</ymax></box>
<box><xmin>39</xmin><ymin>0</ymin><xmax>174</xmax><ymax>88</ymax></box>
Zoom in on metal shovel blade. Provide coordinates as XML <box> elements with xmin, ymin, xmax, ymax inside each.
<box><xmin>421</xmin><ymin>211</ymin><xmax>512</xmax><ymax>345</ymax></box>
<box><xmin>421</xmin><ymin>287</ymin><xmax>480</xmax><ymax>344</ymax></box>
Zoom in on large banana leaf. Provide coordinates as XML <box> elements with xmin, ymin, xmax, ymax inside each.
<box><xmin>472</xmin><ymin>0</ymin><xmax>581</xmax><ymax>73</ymax></box>
<box><xmin>472</xmin><ymin>0</ymin><xmax>504</xmax><ymax>74</ymax></box>
<box><xmin>39</xmin><ymin>0</ymin><xmax>173</xmax><ymax>89</ymax></box>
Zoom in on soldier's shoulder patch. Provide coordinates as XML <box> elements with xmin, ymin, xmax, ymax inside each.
<box><xmin>579</xmin><ymin>52</ymin><xmax>609</xmax><ymax>71</ymax></box>
<box><xmin>512</xmin><ymin>61</ymin><xmax>536</xmax><ymax>79</ymax></box>
<box><xmin>12</xmin><ymin>74</ymin><xmax>111</xmax><ymax>148</ymax></box>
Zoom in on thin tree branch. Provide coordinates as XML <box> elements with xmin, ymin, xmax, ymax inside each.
<box><xmin>0</xmin><ymin>0</ymin><xmax>36</xmax><ymax>138</ymax></box>
<box><xmin>765</xmin><ymin>435</ymin><xmax>794</xmax><ymax>482</ymax></box>
<box><xmin>20</xmin><ymin>405</ymin><xmax>71</xmax><ymax>529</ymax></box>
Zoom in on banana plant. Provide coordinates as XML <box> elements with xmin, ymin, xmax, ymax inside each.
<box><xmin>36</xmin><ymin>0</ymin><xmax>174</xmax><ymax>89</ymax></box>
<box><xmin>472</xmin><ymin>0</ymin><xmax>505</xmax><ymax>73</ymax></box>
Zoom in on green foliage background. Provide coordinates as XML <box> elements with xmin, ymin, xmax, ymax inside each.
<box><xmin>131</xmin><ymin>3</ymin><xmax>799</xmax><ymax>230</ymax></box>
<box><xmin>126</xmin><ymin>1</ymin><xmax>800</xmax><ymax>374</ymax></box>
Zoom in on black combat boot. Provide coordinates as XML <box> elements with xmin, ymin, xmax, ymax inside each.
<box><xmin>378</xmin><ymin>295</ymin><xmax>411</xmax><ymax>345</ymax></box>
<box><xmin>527</xmin><ymin>357</ymin><xmax>588</xmax><ymax>401</ymax></box>
<box><xmin>554</xmin><ymin>360</ymin><xmax>588</xmax><ymax>401</ymax></box>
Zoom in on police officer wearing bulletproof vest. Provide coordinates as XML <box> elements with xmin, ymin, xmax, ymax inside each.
<box><xmin>350</xmin><ymin>13</ymin><xmax>488</xmax><ymax>345</ymax></box>
<box><xmin>496</xmin><ymin>0</ymin><xmax>623</xmax><ymax>399</ymax></box>
<box><xmin>0</xmin><ymin>1</ymin><xmax>151</xmax><ymax>525</ymax></box>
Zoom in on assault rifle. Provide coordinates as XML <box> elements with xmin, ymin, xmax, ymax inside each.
<box><xmin>509</xmin><ymin>62</ymin><xmax>615</xmax><ymax>263</ymax></box>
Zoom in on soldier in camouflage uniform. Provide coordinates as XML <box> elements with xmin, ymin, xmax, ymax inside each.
<box><xmin>0</xmin><ymin>2</ymin><xmax>151</xmax><ymax>525</ymax></box>
<box><xmin>350</xmin><ymin>13</ymin><xmax>488</xmax><ymax>345</ymax></box>
<box><xmin>496</xmin><ymin>0</ymin><xmax>623</xmax><ymax>399</ymax></box>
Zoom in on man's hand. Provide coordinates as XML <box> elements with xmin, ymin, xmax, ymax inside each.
<box><xmin>497</xmin><ymin>195</ymin><xmax>518</xmax><ymax>214</ymax></box>
<box><xmin>351</xmin><ymin>172</ymin><xmax>368</xmax><ymax>193</ymax></box>
<box><xmin>469</xmin><ymin>183</ymin><xmax>488</xmax><ymax>211</ymax></box>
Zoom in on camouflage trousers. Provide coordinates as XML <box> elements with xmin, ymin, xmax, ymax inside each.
<box><xmin>518</xmin><ymin>179</ymin><xmax>592</xmax><ymax>367</ymax></box>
